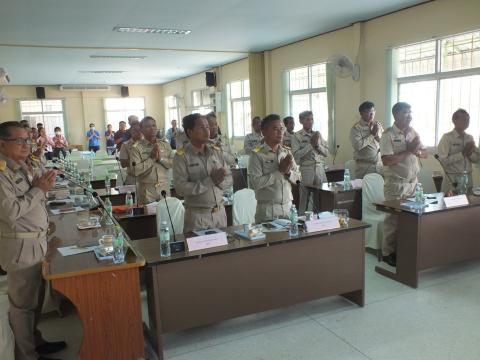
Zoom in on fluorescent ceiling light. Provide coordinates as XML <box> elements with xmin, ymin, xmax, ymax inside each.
<box><xmin>90</xmin><ymin>55</ymin><xmax>146</xmax><ymax>60</ymax></box>
<box><xmin>114</xmin><ymin>26</ymin><xmax>191</xmax><ymax>35</ymax></box>
<box><xmin>79</xmin><ymin>70</ymin><xmax>126</xmax><ymax>74</ymax></box>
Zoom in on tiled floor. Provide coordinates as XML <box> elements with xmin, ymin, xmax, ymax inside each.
<box><xmin>29</xmin><ymin>254</ymin><xmax>480</xmax><ymax>359</ymax></box>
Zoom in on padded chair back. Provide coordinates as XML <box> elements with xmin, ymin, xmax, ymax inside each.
<box><xmin>232</xmin><ymin>188</ymin><xmax>257</xmax><ymax>225</ymax></box>
<box><xmin>157</xmin><ymin>197</ymin><xmax>185</xmax><ymax>236</ymax></box>
<box><xmin>362</xmin><ymin>173</ymin><xmax>385</xmax><ymax>214</ymax></box>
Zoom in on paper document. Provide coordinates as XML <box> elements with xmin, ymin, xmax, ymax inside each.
<box><xmin>57</xmin><ymin>245</ymin><xmax>97</xmax><ymax>256</ymax></box>
<box><xmin>50</xmin><ymin>206</ymin><xmax>86</xmax><ymax>215</ymax></box>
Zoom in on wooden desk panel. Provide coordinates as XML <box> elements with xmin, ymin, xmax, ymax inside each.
<box><xmin>135</xmin><ymin>221</ymin><xmax>368</xmax><ymax>359</ymax></box>
<box><xmin>43</xmin><ymin>211</ymin><xmax>145</xmax><ymax>360</ymax></box>
<box><xmin>319</xmin><ymin>184</ymin><xmax>362</xmax><ymax>220</ymax></box>
<box><xmin>375</xmin><ymin>195</ymin><xmax>480</xmax><ymax>288</ymax></box>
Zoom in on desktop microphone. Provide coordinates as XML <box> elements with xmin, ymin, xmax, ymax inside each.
<box><xmin>92</xmin><ymin>191</ymin><xmax>118</xmax><ymax>226</ymax></box>
<box><xmin>296</xmin><ymin>180</ymin><xmax>320</xmax><ymax>215</ymax></box>
<box><xmin>434</xmin><ymin>154</ymin><xmax>456</xmax><ymax>190</ymax></box>
<box><xmin>161</xmin><ymin>190</ymin><xmax>176</xmax><ymax>242</ymax></box>
<box><xmin>332</xmin><ymin>144</ymin><xmax>340</xmax><ymax>165</ymax></box>
<box><xmin>131</xmin><ymin>161</ymin><xmax>138</xmax><ymax>206</ymax></box>
<box><xmin>115</xmin><ymin>156</ymin><xmax>125</xmax><ymax>185</ymax></box>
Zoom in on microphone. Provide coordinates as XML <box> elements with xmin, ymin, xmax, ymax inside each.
<box><xmin>332</xmin><ymin>144</ymin><xmax>340</xmax><ymax>165</ymax></box>
<box><xmin>296</xmin><ymin>180</ymin><xmax>320</xmax><ymax>215</ymax></box>
<box><xmin>161</xmin><ymin>190</ymin><xmax>176</xmax><ymax>242</ymax></box>
<box><xmin>434</xmin><ymin>154</ymin><xmax>456</xmax><ymax>190</ymax></box>
<box><xmin>115</xmin><ymin>156</ymin><xmax>125</xmax><ymax>185</ymax></box>
<box><xmin>92</xmin><ymin>191</ymin><xmax>118</xmax><ymax>226</ymax></box>
<box><xmin>131</xmin><ymin>161</ymin><xmax>138</xmax><ymax>206</ymax></box>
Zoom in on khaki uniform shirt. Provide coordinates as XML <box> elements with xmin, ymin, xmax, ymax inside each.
<box><xmin>243</xmin><ymin>132</ymin><xmax>263</xmax><ymax>155</ymax></box>
<box><xmin>130</xmin><ymin>138</ymin><xmax>174</xmax><ymax>202</ymax></box>
<box><xmin>282</xmin><ymin>131</ymin><xmax>294</xmax><ymax>148</ymax></box>
<box><xmin>249</xmin><ymin>144</ymin><xmax>301</xmax><ymax>205</ymax></box>
<box><xmin>175</xmin><ymin>131</ymin><xmax>190</xmax><ymax>150</ymax></box>
<box><xmin>350</xmin><ymin>119</ymin><xmax>383</xmax><ymax>163</ymax></box>
<box><xmin>380</xmin><ymin>124</ymin><xmax>422</xmax><ymax>182</ymax></box>
<box><xmin>173</xmin><ymin>143</ymin><xmax>232</xmax><ymax>209</ymax></box>
<box><xmin>437</xmin><ymin>129</ymin><xmax>480</xmax><ymax>174</ymax></box>
<box><xmin>209</xmin><ymin>134</ymin><xmax>236</xmax><ymax>166</ymax></box>
<box><xmin>118</xmin><ymin>138</ymin><xmax>137</xmax><ymax>176</ymax></box>
<box><xmin>0</xmin><ymin>154</ymin><xmax>48</xmax><ymax>269</ymax></box>
<box><xmin>291</xmin><ymin>129</ymin><xmax>329</xmax><ymax>187</ymax></box>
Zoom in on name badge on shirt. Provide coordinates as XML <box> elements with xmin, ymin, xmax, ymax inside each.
<box><xmin>453</xmin><ymin>143</ymin><xmax>461</xmax><ymax>146</ymax></box>
<box><xmin>265</xmin><ymin>160</ymin><xmax>274</xmax><ymax>163</ymax></box>
<box><xmin>15</xmin><ymin>178</ymin><xmax>23</xmax><ymax>184</ymax></box>
<box><xmin>189</xmin><ymin>163</ymin><xmax>199</xmax><ymax>167</ymax></box>
<box><xmin>393</xmin><ymin>139</ymin><xmax>402</xmax><ymax>142</ymax></box>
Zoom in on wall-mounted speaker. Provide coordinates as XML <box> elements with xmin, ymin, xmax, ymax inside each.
<box><xmin>205</xmin><ymin>72</ymin><xmax>216</xmax><ymax>87</ymax></box>
<box><xmin>121</xmin><ymin>86</ymin><xmax>129</xmax><ymax>97</ymax></box>
<box><xmin>36</xmin><ymin>87</ymin><xmax>45</xmax><ymax>99</ymax></box>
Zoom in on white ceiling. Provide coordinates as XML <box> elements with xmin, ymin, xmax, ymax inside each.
<box><xmin>0</xmin><ymin>0</ymin><xmax>426</xmax><ymax>85</ymax></box>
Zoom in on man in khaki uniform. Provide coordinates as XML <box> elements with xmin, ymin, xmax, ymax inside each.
<box><xmin>249</xmin><ymin>114</ymin><xmax>301</xmax><ymax>223</ymax></box>
<box><xmin>118</xmin><ymin>122</ymin><xmax>143</xmax><ymax>185</ymax></box>
<box><xmin>173</xmin><ymin>113</ymin><xmax>233</xmax><ymax>232</ymax></box>
<box><xmin>0</xmin><ymin>121</ymin><xmax>65</xmax><ymax>360</ymax></box>
<box><xmin>207</xmin><ymin>112</ymin><xmax>236</xmax><ymax>166</ymax></box>
<box><xmin>350</xmin><ymin>101</ymin><xmax>384</xmax><ymax>179</ymax></box>
<box><xmin>282</xmin><ymin>116</ymin><xmax>295</xmax><ymax>148</ymax></box>
<box><xmin>292</xmin><ymin>110</ymin><xmax>329</xmax><ymax>215</ymax></box>
<box><xmin>130</xmin><ymin>116</ymin><xmax>174</xmax><ymax>204</ymax></box>
<box><xmin>437</xmin><ymin>109</ymin><xmax>480</xmax><ymax>192</ymax></box>
<box><xmin>380</xmin><ymin>102</ymin><xmax>428</xmax><ymax>266</ymax></box>
<box><xmin>243</xmin><ymin>116</ymin><xmax>263</xmax><ymax>155</ymax></box>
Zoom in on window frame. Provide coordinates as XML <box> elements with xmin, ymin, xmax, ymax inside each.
<box><xmin>288</xmin><ymin>63</ymin><xmax>328</xmax><ymax>135</ymax></box>
<box><xmin>165</xmin><ymin>95</ymin><xmax>180</xmax><ymax>126</ymax></box>
<box><xmin>395</xmin><ymin>30</ymin><xmax>480</xmax><ymax>148</ymax></box>
<box><xmin>228</xmin><ymin>79</ymin><xmax>251</xmax><ymax>138</ymax></box>
<box><xmin>103</xmin><ymin>97</ymin><xmax>146</xmax><ymax>131</ymax></box>
<box><xmin>18</xmin><ymin>98</ymin><xmax>67</xmax><ymax>137</ymax></box>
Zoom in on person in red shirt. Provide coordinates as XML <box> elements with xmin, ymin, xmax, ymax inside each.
<box><xmin>51</xmin><ymin>127</ymin><xmax>68</xmax><ymax>158</ymax></box>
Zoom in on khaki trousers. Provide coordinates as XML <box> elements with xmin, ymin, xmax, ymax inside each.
<box><xmin>138</xmin><ymin>183</ymin><xmax>170</xmax><ymax>205</ymax></box>
<box><xmin>355</xmin><ymin>161</ymin><xmax>382</xmax><ymax>180</ymax></box>
<box><xmin>382</xmin><ymin>178</ymin><xmax>417</xmax><ymax>256</ymax></box>
<box><xmin>184</xmin><ymin>206</ymin><xmax>227</xmax><ymax>233</ymax></box>
<box><xmin>299</xmin><ymin>186</ymin><xmax>321</xmax><ymax>215</ymax></box>
<box><xmin>255</xmin><ymin>202</ymin><xmax>291</xmax><ymax>223</ymax></box>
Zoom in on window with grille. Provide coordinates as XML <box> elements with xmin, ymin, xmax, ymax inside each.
<box><xmin>104</xmin><ymin>97</ymin><xmax>145</xmax><ymax>131</ymax></box>
<box><xmin>228</xmin><ymin>79</ymin><xmax>251</xmax><ymax>137</ymax></box>
<box><xmin>395</xmin><ymin>30</ymin><xmax>480</xmax><ymax>147</ymax></box>
<box><xmin>19</xmin><ymin>99</ymin><xmax>65</xmax><ymax>137</ymax></box>
<box><xmin>191</xmin><ymin>89</ymin><xmax>214</xmax><ymax>115</ymax></box>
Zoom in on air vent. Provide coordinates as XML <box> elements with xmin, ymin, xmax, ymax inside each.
<box><xmin>59</xmin><ymin>85</ymin><xmax>111</xmax><ymax>91</ymax></box>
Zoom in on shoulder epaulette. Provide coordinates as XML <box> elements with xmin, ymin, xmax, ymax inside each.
<box><xmin>281</xmin><ymin>144</ymin><xmax>291</xmax><ymax>151</ymax></box>
<box><xmin>0</xmin><ymin>160</ymin><xmax>6</xmax><ymax>172</ymax></box>
<box><xmin>176</xmin><ymin>148</ymin><xmax>185</xmax><ymax>156</ymax></box>
<box><xmin>211</xmin><ymin>144</ymin><xmax>221</xmax><ymax>151</ymax></box>
<box><xmin>252</xmin><ymin>145</ymin><xmax>263</xmax><ymax>153</ymax></box>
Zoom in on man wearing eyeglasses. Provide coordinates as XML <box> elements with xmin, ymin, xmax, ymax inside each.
<box><xmin>0</xmin><ymin>121</ymin><xmax>66</xmax><ymax>360</ymax></box>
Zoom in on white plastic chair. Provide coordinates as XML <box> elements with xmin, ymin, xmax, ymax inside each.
<box><xmin>344</xmin><ymin>160</ymin><xmax>356</xmax><ymax>179</ymax></box>
<box><xmin>232</xmin><ymin>188</ymin><xmax>257</xmax><ymax>225</ymax></box>
<box><xmin>0</xmin><ymin>279</ymin><xmax>14</xmax><ymax>360</ymax></box>
<box><xmin>361</xmin><ymin>173</ymin><xmax>386</xmax><ymax>260</ymax></box>
<box><xmin>157</xmin><ymin>197</ymin><xmax>185</xmax><ymax>236</ymax></box>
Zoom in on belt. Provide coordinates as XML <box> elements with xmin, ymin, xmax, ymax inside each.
<box><xmin>257</xmin><ymin>200</ymin><xmax>290</xmax><ymax>206</ymax></box>
<box><xmin>0</xmin><ymin>230</ymin><xmax>48</xmax><ymax>239</ymax></box>
<box><xmin>355</xmin><ymin>159</ymin><xmax>377</xmax><ymax>164</ymax></box>
<box><xmin>187</xmin><ymin>205</ymin><xmax>223</xmax><ymax>213</ymax></box>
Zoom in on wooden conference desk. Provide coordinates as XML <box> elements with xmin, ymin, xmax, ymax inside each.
<box><xmin>375</xmin><ymin>194</ymin><xmax>480</xmax><ymax>288</ymax></box>
<box><xmin>116</xmin><ymin>202</ymin><xmax>234</xmax><ymax>240</ymax></box>
<box><xmin>96</xmin><ymin>187</ymin><xmax>136</xmax><ymax>206</ymax></box>
<box><xmin>42</xmin><ymin>211</ymin><xmax>145</xmax><ymax>359</ymax></box>
<box><xmin>319</xmin><ymin>183</ymin><xmax>362</xmax><ymax>220</ymax></box>
<box><xmin>134</xmin><ymin>220</ymin><xmax>369</xmax><ymax>359</ymax></box>
<box><xmin>90</xmin><ymin>173</ymin><xmax>117</xmax><ymax>189</ymax></box>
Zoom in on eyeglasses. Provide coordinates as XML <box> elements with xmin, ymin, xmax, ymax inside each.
<box><xmin>0</xmin><ymin>137</ymin><xmax>32</xmax><ymax>145</ymax></box>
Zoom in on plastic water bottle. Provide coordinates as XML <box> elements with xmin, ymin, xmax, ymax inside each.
<box><xmin>125</xmin><ymin>191</ymin><xmax>134</xmax><ymax>216</ymax></box>
<box><xmin>289</xmin><ymin>205</ymin><xmax>299</xmax><ymax>237</ymax></box>
<box><xmin>104</xmin><ymin>197</ymin><xmax>113</xmax><ymax>225</ymax></box>
<box><xmin>104</xmin><ymin>173</ymin><xmax>111</xmax><ymax>194</ymax></box>
<box><xmin>415</xmin><ymin>183</ymin><xmax>424</xmax><ymax>203</ymax></box>
<box><xmin>113</xmin><ymin>226</ymin><xmax>125</xmax><ymax>264</ymax></box>
<box><xmin>159</xmin><ymin>221</ymin><xmax>171</xmax><ymax>257</ymax></box>
<box><xmin>343</xmin><ymin>168</ymin><xmax>352</xmax><ymax>190</ymax></box>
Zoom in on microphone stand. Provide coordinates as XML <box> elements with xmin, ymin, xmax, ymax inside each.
<box><xmin>161</xmin><ymin>190</ymin><xmax>176</xmax><ymax>242</ymax></box>
<box><xmin>131</xmin><ymin>161</ymin><xmax>138</xmax><ymax>206</ymax></box>
<box><xmin>332</xmin><ymin>144</ymin><xmax>340</xmax><ymax>165</ymax></box>
<box><xmin>296</xmin><ymin>180</ymin><xmax>320</xmax><ymax>215</ymax></box>
<box><xmin>115</xmin><ymin>156</ymin><xmax>125</xmax><ymax>185</ymax></box>
<box><xmin>434</xmin><ymin>154</ymin><xmax>457</xmax><ymax>191</ymax></box>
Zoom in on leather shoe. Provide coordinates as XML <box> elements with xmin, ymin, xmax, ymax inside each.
<box><xmin>382</xmin><ymin>253</ymin><xmax>396</xmax><ymax>267</ymax></box>
<box><xmin>36</xmin><ymin>341</ymin><xmax>67</xmax><ymax>355</ymax></box>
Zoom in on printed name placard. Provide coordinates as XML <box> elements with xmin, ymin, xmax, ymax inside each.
<box><xmin>186</xmin><ymin>232</ymin><xmax>228</xmax><ymax>252</ymax></box>
<box><xmin>305</xmin><ymin>216</ymin><xmax>341</xmax><ymax>233</ymax></box>
<box><xmin>443</xmin><ymin>194</ymin><xmax>469</xmax><ymax>208</ymax></box>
